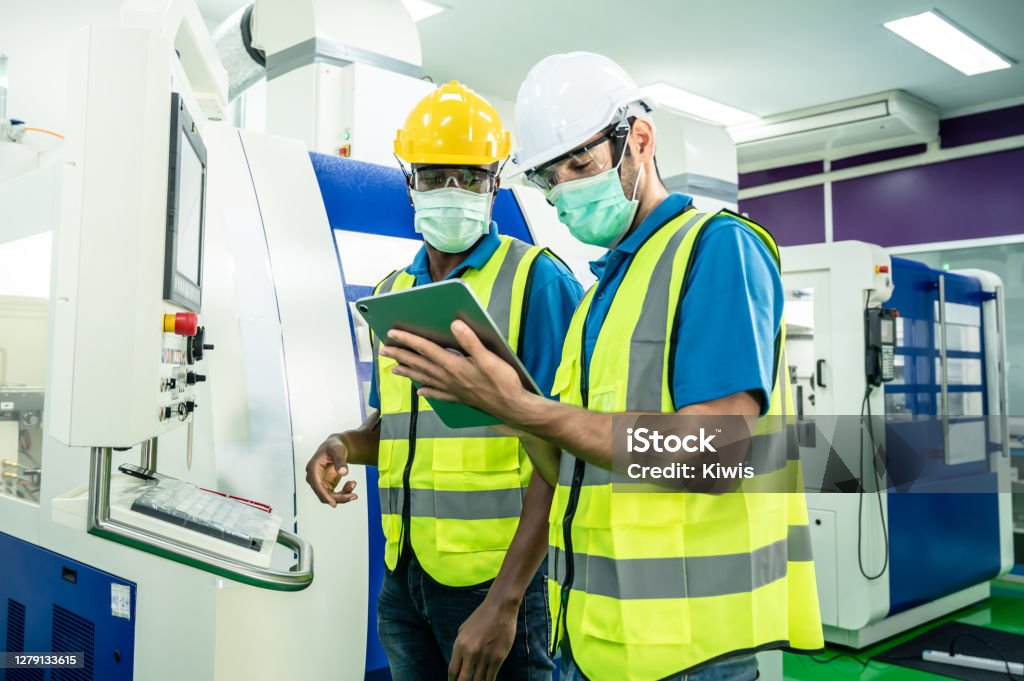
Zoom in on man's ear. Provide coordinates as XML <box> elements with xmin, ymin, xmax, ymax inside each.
<box><xmin>631</xmin><ymin>118</ymin><xmax>657</xmax><ymax>162</ymax></box>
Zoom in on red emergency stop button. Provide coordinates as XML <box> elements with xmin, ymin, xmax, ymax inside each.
<box><xmin>163</xmin><ymin>312</ymin><xmax>198</xmax><ymax>336</ymax></box>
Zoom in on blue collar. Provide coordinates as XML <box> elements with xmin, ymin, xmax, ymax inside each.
<box><xmin>406</xmin><ymin>222</ymin><xmax>502</xmax><ymax>283</ymax></box>
<box><xmin>589</xmin><ymin>193</ymin><xmax>694</xmax><ymax>280</ymax></box>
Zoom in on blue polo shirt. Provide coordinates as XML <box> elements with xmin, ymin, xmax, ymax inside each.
<box><xmin>584</xmin><ymin>194</ymin><xmax>783</xmax><ymax>414</ymax></box>
<box><xmin>368</xmin><ymin>222</ymin><xmax>584</xmax><ymax>409</ymax></box>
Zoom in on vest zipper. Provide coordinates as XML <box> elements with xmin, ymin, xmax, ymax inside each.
<box><xmin>553</xmin><ymin>322</ymin><xmax>590</xmax><ymax>655</ymax></box>
<box><xmin>399</xmin><ymin>381</ymin><xmax>419</xmax><ymax>566</ymax></box>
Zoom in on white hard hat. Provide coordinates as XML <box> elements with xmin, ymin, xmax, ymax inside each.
<box><xmin>512</xmin><ymin>52</ymin><xmax>655</xmax><ymax>174</ymax></box>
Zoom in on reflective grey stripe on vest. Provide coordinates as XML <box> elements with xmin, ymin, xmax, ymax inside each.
<box><xmin>380</xmin><ymin>410</ymin><xmax>508</xmax><ymax>441</ymax></box>
<box><xmin>379</xmin><ymin>486</ymin><xmax>525</xmax><ymax>520</ymax></box>
<box><xmin>552</xmin><ymin>537</ymin><xmax>788</xmax><ymax>600</ymax></box>
<box><xmin>627</xmin><ymin>211</ymin><xmax>706</xmax><ymax>411</ymax></box>
<box><xmin>486</xmin><ymin>238</ymin><xmax>535</xmax><ymax>344</ymax></box>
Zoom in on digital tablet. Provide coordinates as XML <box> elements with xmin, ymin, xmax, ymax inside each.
<box><xmin>355</xmin><ymin>279</ymin><xmax>542</xmax><ymax>429</ymax></box>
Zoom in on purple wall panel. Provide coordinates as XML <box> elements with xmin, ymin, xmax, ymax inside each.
<box><xmin>739</xmin><ymin>185</ymin><xmax>825</xmax><ymax>246</ymax></box>
<box><xmin>832</xmin><ymin>147</ymin><xmax>1024</xmax><ymax>247</ymax></box>
<box><xmin>940</xmin><ymin>105</ymin><xmax>1024</xmax><ymax>148</ymax></box>
<box><xmin>738</xmin><ymin>161</ymin><xmax>824</xmax><ymax>189</ymax></box>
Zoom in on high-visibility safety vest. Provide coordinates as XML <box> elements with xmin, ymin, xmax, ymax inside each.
<box><xmin>547</xmin><ymin>208</ymin><xmax>824</xmax><ymax>679</ymax></box>
<box><xmin>372</xmin><ymin>235</ymin><xmax>544</xmax><ymax>587</ymax></box>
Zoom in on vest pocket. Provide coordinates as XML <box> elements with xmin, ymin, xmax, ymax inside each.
<box><xmin>435</xmin><ymin>517</ymin><xmax>518</xmax><ymax>553</ymax></box>
<box><xmin>580</xmin><ymin>587</ymin><xmax>691</xmax><ymax>645</ymax></box>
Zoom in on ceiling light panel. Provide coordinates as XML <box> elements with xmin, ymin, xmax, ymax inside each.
<box><xmin>641</xmin><ymin>83</ymin><xmax>758</xmax><ymax>127</ymax></box>
<box><xmin>884</xmin><ymin>10</ymin><xmax>1012</xmax><ymax>76</ymax></box>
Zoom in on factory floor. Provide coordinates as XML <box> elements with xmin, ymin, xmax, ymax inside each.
<box><xmin>784</xmin><ymin>579</ymin><xmax>1024</xmax><ymax>679</ymax></box>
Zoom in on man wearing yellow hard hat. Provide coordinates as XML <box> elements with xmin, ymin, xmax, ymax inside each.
<box><xmin>305</xmin><ymin>81</ymin><xmax>582</xmax><ymax>681</ymax></box>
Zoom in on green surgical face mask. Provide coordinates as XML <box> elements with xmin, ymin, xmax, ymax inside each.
<box><xmin>547</xmin><ymin>160</ymin><xmax>643</xmax><ymax>249</ymax></box>
<box><xmin>410</xmin><ymin>187</ymin><xmax>491</xmax><ymax>253</ymax></box>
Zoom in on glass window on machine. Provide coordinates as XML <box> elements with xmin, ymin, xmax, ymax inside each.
<box><xmin>0</xmin><ymin>232</ymin><xmax>51</xmax><ymax>504</ymax></box>
<box><xmin>906</xmin><ymin>242</ymin><xmax>1024</xmax><ymax>564</ymax></box>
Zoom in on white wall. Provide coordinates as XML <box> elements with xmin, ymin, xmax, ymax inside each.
<box><xmin>0</xmin><ymin>0</ymin><xmax>122</xmax><ymax>131</ymax></box>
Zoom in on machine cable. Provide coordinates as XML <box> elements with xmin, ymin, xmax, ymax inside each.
<box><xmin>858</xmin><ymin>293</ymin><xmax>890</xmax><ymax>581</ymax></box>
<box><xmin>946</xmin><ymin>631</ymin><xmax>1021</xmax><ymax>681</ymax></box>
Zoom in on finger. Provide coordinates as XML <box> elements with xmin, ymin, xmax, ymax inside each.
<box><xmin>390</xmin><ymin>364</ymin><xmax>437</xmax><ymax>386</ymax></box>
<box><xmin>307</xmin><ymin>471</ymin><xmax>337</xmax><ymax>507</ymax></box>
<box><xmin>450</xmin><ymin>320</ymin><xmax>490</xmax><ymax>359</ymax></box>
<box><xmin>448</xmin><ymin>647</ymin><xmax>463</xmax><ymax>681</ymax></box>
<box><xmin>457</xmin><ymin>658</ymin><xmax>477</xmax><ymax>681</ymax></box>
<box><xmin>381</xmin><ymin>345</ymin><xmax>447</xmax><ymax>383</ymax></box>
<box><xmin>417</xmin><ymin>387</ymin><xmax>461</xmax><ymax>402</ymax></box>
<box><xmin>387</xmin><ymin>329</ymin><xmax>458</xmax><ymax>368</ymax></box>
<box><xmin>326</xmin><ymin>478</ymin><xmax>358</xmax><ymax>504</ymax></box>
<box><xmin>332</xmin><ymin>490</ymin><xmax>359</xmax><ymax>504</ymax></box>
<box><xmin>482</xmin><ymin>659</ymin><xmax>501</xmax><ymax>681</ymax></box>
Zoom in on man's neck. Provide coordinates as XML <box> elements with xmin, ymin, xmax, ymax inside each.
<box><xmin>425</xmin><ymin>245</ymin><xmax>473</xmax><ymax>282</ymax></box>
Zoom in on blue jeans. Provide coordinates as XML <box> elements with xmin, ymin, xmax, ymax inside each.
<box><xmin>378</xmin><ymin>555</ymin><xmax>554</xmax><ymax>681</ymax></box>
<box><xmin>561</xmin><ymin>646</ymin><xmax>758</xmax><ymax>681</ymax></box>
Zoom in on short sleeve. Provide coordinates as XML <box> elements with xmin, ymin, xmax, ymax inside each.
<box><xmin>519</xmin><ymin>253</ymin><xmax>585</xmax><ymax>398</ymax></box>
<box><xmin>670</xmin><ymin>217</ymin><xmax>783</xmax><ymax>414</ymax></box>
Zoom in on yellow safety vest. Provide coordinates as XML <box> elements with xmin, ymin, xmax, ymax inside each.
<box><xmin>373</xmin><ymin>235</ymin><xmax>543</xmax><ymax>586</ymax></box>
<box><xmin>547</xmin><ymin>208</ymin><xmax>824</xmax><ymax>679</ymax></box>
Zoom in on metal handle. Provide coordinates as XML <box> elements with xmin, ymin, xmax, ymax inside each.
<box><xmin>88</xmin><ymin>447</ymin><xmax>313</xmax><ymax>591</ymax></box>
<box><xmin>816</xmin><ymin>359</ymin><xmax>827</xmax><ymax>388</ymax></box>
<box><xmin>994</xmin><ymin>285</ymin><xmax>1010</xmax><ymax>459</ymax></box>
<box><xmin>938</xmin><ymin>275</ymin><xmax>950</xmax><ymax>460</ymax></box>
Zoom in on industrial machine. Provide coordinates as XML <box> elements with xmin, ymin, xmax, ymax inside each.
<box><xmin>0</xmin><ymin>1</ymin><xmax>364</xmax><ymax>678</ymax></box>
<box><xmin>781</xmin><ymin>241</ymin><xmax>1013</xmax><ymax>647</ymax></box>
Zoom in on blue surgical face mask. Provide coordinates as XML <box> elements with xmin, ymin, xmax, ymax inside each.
<box><xmin>546</xmin><ymin>157</ymin><xmax>643</xmax><ymax>249</ymax></box>
<box><xmin>410</xmin><ymin>187</ymin><xmax>492</xmax><ymax>253</ymax></box>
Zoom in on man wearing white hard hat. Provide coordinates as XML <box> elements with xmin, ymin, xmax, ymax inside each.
<box><xmin>379</xmin><ymin>52</ymin><xmax>825</xmax><ymax>681</ymax></box>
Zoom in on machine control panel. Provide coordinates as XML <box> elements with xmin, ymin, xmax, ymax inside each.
<box><xmin>157</xmin><ymin>313</ymin><xmax>210</xmax><ymax>423</ymax></box>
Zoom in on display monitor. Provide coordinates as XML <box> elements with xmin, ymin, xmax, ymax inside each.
<box><xmin>163</xmin><ymin>93</ymin><xmax>207</xmax><ymax>311</ymax></box>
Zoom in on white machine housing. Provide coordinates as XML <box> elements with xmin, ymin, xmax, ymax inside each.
<box><xmin>781</xmin><ymin>240</ymin><xmax>1013</xmax><ymax>647</ymax></box>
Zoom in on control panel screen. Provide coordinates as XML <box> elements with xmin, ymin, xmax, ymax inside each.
<box><xmin>175</xmin><ymin>127</ymin><xmax>203</xmax><ymax>286</ymax></box>
<box><xmin>163</xmin><ymin>92</ymin><xmax>206</xmax><ymax>311</ymax></box>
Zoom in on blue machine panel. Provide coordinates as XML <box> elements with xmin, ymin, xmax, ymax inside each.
<box><xmin>884</xmin><ymin>258</ymin><xmax>1002</xmax><ymax>615</ymax></box>
<box><xmin>0</xmin><ymin>532</ymin><xmax>136</xmax><ymax>681</ymax></box>
<box><xmin>310</xmin><ymin>152</ymin><xmax>535</xmax><ymax>680</ymax></box>
<box><xmin>310</xmin><ymin>153</ymin><xmax>533</xmax><ymax>242</ymax></box>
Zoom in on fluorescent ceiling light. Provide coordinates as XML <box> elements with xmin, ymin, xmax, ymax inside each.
<box><xmin>641</xmin><ymin>83</ymin><xmax>758</xmax><ymax>127</ymax></box>
<box><xmin>884</xmin><ymin>10</ymin><xmax>1011</xmax><ymax>76</ymax></box>
<box><xmin>401</xmin><ymin>0</ymin><xmax>446</xmax><ymax>22</ymax></box>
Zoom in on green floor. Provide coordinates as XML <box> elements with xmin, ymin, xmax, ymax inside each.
<box><xmin>784</xmin><ymin>579</ymin><xmax>1024</xmax><ymax>679</ymax></box>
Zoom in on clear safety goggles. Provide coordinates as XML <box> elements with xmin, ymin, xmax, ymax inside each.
<box><xmin>525</xmin><ymin>120</ymin><xmax>631</xmax><ymax>194</ymax></box>
<box><xmin>399</xmin><ymin>163</ymin><xmax>499</xmax><ymax>195</ymax></box>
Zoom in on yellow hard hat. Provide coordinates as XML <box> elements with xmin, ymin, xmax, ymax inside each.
<box><xmin>395</xmin><ymin>81</ymin><xmax>511</xmax><ymax>166</ymax></box>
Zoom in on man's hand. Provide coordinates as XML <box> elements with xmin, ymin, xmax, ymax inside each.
<box><xmin>448</xmin><ymin>596</ymin><xmax>518</xmax><ymax>681</ymax></box>
<box><xmin>304</xmin><ymin>434</ymin><xmax>358</xmax><ymax>508</ymax></box>
<box><xmin>380</xmin><ymin>321</ymin><xmax>529</xmax><ymax>419</ymax></box>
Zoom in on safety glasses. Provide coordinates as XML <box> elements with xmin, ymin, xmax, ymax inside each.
<box><xmin>525</xmin><ymin>121</ymin><xmax>630</xmax><ymax>194</ymax></box>
<box><xmin>404</xmin><ymin>165</ymin><xmax>498</xmax><ymax>194</ymax></box>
